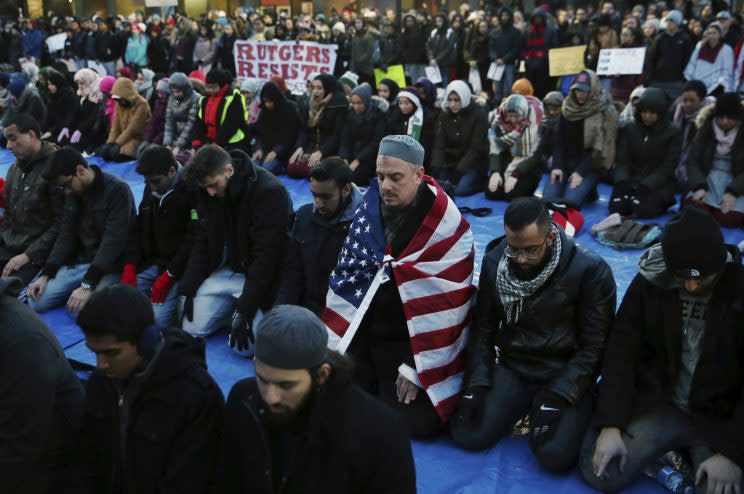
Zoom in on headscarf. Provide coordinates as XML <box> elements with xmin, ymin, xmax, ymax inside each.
<box><xmin>396</xmin><ymin>90</ymin><xmax>424</xmax><ymax>141</ymax></box>
<box><xmin>269</xmin><ymin>74</ymin><xmax>289</xmax><ymax>94</ymax></box>
<box><xmin>135</xmin><ymin>68</ymin><xmax>155</xmax><ymax>97</ymax></box>
<box><xmin>493</xmin><ymin>94</ymin><xmax>544</xmax><ymax>169</ymax></box>
<box><xmin>308</xmin><ymin>73</ymin><xmax>338</xmax><ymax>125</ymax></box>
<box><xmin>378</xmin><ymin>78</ymin><xmax>400</xmax><ymax>102</ymax></box>
<box><xmin>74</xmin><ymin>68</ymin><xmax>103</xmax><ymax>104</ymax></box>
<box><xmin>511</xmin><ymin>78</ymin><xmax>534</xmax><ymax>96</ymax></box>
<box><xmin>620</xmin><ymin>86</ymin><xmax>645</xmax><ymax>126</ymax></box>
<box><xmin>444</xmin><ymin>80</ymin><xmax>472</xmax><ymax>110</ymax></box>
<box><xmin>542</xmin><ymin>91</ymin><xmax>564</xmax><ymax>129</ymax></box>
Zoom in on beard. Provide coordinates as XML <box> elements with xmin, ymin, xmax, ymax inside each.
<box><xmin>265</xmin><ymin>386</ymin><xmax>316</xmax><ymax>427</ymax></box>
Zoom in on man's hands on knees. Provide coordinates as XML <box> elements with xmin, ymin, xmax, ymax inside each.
<box><xmin>67</xmin><ymin>286</ymin><xmax>92</xmax><ymax>314</ymax></box>
<box><xmin>396</xmin><ymin>373</ymin><xmax>419</xmax><ymax>405</ymax></box>
<box><xmin>229</xmin><ymin>311</ymin><xmax>255</xmax><ymax>352</ymax></box>
<box><xmin>529</xmin><ymin>389</ymin><xmax>568</xmax><ymax>448</ymax></box>
<box><xmin>593</xmin><ymin>427</ymin><xmax>628</xmax><ymax>479</ymax></box>
<box><xmin>28</xmin><ymin>275</ymin><xmax>49</xmax><ymax>301</ymax></box>
<box><xmin>696</xmin><ymin>453</ymin><xmax>742</xmax><ymax>494</ymax></box>
<box><xmin>2</xmin><ymin>253</ymin><xmax>30</xmax><ymax>277</ymax></box>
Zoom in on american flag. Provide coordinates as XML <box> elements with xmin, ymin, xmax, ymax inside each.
<box><xmin>322</xmin><ymin>176</ymin><xmax>476</xmax><ymax>422</ymax></box>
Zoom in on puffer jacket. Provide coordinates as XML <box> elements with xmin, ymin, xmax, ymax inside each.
<box><xmin>614</xmin><ymin>87</ymin><xmax>681</xmax><ymax>202</ymax></box>
<box><xmin>163</xmin><ymin>73</ymin><xmax>200</xmax><ymax>149</ymax></box>
<box><xmin>464</xmin><ymin>228</ymin><xmax>616</xmax><ymax>404</ymax></box>
<box><xmin>0</xmin><ymin>141</ymin><xmax>60</xmax><ymax>264</ymax></box>
<box><xmin>108</xmin><ymin>77</ymin><xmax>152</xmax><ymax>158</ymax></box>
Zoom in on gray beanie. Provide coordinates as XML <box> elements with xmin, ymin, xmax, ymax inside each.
<box><xmin>255</xmin><ymin>305</ymin><xmax>328</xmax><ymax>370</ymax></box>
<box><xmin>378</xmin><ymin>135</ymin><xmax>425</xmax><ymax>166</ymax></box>
<box><xmin>665</xmin><ymin>9</ymin><xmax>683</xmax><ymax>26</ymax></box>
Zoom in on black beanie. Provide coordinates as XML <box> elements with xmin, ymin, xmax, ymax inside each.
<box><xmin>662</xmin><ymin>208</ymin><xmax>726</xmax><ymax>279</ymax></box>
<box><xmin>714</xmin><ymin>92</ymin><xmax>744</xmax><ymax>120</ymax></box>
<box><xmin>205</xmin><ymin>68</ymin><xmax>231</xmax><ymax>87</ymax></box>
<box><xmin>43</xmin><ymin>146</ymin><xmax>87</xmax><ymax>180</ymax></box>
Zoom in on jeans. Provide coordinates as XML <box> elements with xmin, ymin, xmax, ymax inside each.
<box><xmin>451</xmin><ymin>364</ymin><xmax>593</xmax><ymax>473</ymax></box>
<box><xmin>405</xmin><ymin>64</ymin><xmax>427</xmax><ymax>83</ymax></box>
<box><xmin>28</xmin><ymin>263</ymin><xmax>119</xmax><ymax>313</ymax></box>
<box><xmin>256</xmin><ymin>158</ymin><xmax>286</xmax><ymax>175</ymax></box>
<box><xmin>493</xmin><ymin>64</ymin><xmax>517</xmax><ymax>104</ymax></box>
<box><xmin>74</xmin><ymin>58</ymin><xmax>88</xmax><ymax>70</ymax></box>
<box><xmin>579</xmin><ymin>405</ymin><xmax>719</xmax><ymax>494</ymax></box>
<box><xmin>485</xmin><ymin>169</ymin><xmax>543</xmax><ymax>202</ymax></box>
<box><xmin>431</xmin><ymin>167</ymin><xmax>485</xmax><ymax>197</ymax></box>
<box><xmin>542</xmin><ymin>169</ymin><xmax>600</xmax><ymax>209</ymax></box>
<box><xmin>135</xmin><ymin>265</ymin><xmax>180</xmax><ymax>328</ymax></box>
<box><xmin>181</xmin><ymin>267</ymin><xmax>263</xmax><ymax>357</ymax></box>
<box><xmin>102</xmin><ymin>61</ymin><xmax>116</xmax><ymax>76</ymax></box>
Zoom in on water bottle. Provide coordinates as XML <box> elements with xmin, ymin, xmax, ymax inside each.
<box><xmin>644</xmin><ymin>463</ymin><xmax>695</xmax><ymax>494</ymax></box>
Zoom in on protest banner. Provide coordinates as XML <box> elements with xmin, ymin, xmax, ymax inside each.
<box><xmin>596</xmin><ymin>47</ymin><xmax>646</xmax><ymax>76</ymax></box>
<box><xmin>233</xmin><ymin>40</ymin><xmax>337</xmax><ymax>93</ymax></box>
<box><xmin>374</xmin><ymin>65</ymin><xmax>406</xmax><ymax>89</ymax></box>
<box><xmin>45</xmin><ymin>32</ymin><xmax>67</xmax><ymax>53</ymax></box>
<box><xmin>548</xmin><ymin>45</ymin><xmax>586</xmax><ymax>76</ymax></box>
<box><xmin>425</xmin><ymin>65</ymin><xmax>443</xmax><ymax>84</ymax></box>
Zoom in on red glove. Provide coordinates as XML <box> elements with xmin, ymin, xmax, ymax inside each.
<box><xmin>151</xmin><ymin>271</ymin><xmax>176</xmax><ymax>304</ymax></box>
<box><xmin>120</xmin><ymin>263</ymin><xmax>137</xmax><ymax>287</ymax></box>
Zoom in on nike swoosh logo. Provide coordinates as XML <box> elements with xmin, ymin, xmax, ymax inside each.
<box><xmin>463</xmin><ymin>394</ymin><xmax>474</xmax><ymax>399</ymax></box>
<box><xmin>539</xmin><ymin>404</ymin><xmax>559</xmax><ymax>412</ymax></box>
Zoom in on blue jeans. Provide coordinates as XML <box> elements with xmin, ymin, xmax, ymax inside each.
<box><xmin>431</xmin><ymin>167</ymin><xmax>484</xmax><ymax>197</ymax></box>
<box><xmin>493</xmin><ymin>65</ymin><xmax>516</xmax><ymax>104</ymax></box>
<box><xmin>256</xmin><ymin>158</ymin><xmax>286</xmax><ymax>175</ymax></box>
<box><xmin>136</xmin><ymin>265</ymin><xmax>180</xmax><ymax>328</ymax></box>
<box><xmin>542</xmin><ymin>170</ymin><xmax>599</xmax><ymax>209</ymax></box>
<box><xmin>181</xmin><ymin>267</ymin><xmax>263</xmax><ymax>357</ymax></box>
<box><xmin>28</xmin><ymin>263</ymin><xmax>119</xmax><ymax>313</ymax></box>
<box><xmin>102</xmin><ymin>61</ymin><xmax>116</xmax><ymax>76</ymax></box>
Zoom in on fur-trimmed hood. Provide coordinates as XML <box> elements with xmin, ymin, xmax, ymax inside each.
<box><xmin>694</xmin><ymin>101</ymin><xmax>744</xmax><ymax>129</ymax></box>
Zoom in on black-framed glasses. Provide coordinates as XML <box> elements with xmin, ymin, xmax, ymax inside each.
<box><xmin>56</xmin><ymin>176</ymin><xmax>73</xmax><ymax>191</ymax></box>
<box><xmin>504</xmin><ymin>236</ymin><xmax>549</xmax><ymax>260</ymax></box>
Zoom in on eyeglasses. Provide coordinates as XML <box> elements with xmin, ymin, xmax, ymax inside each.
<box><xmin>504</xmin><ymin>237</ymin><xmax>549</xmax><ymax>260</ymax></box>
<box><xmin>56</xmin><ymin>176</ymin><xmax>73</xmax><ymax>191</ymax></box>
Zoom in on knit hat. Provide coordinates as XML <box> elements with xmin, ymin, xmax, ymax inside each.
<box><xmin>240</xmin><ymin>78</ymin><xmax>261</xmax><ymax>95</ymax></box>
<box><xmin>714</xmin><ymin>92</ymin><xmax>744</xmax><ymax>120</ymax></box>
<box><xmin>352</xmin><ymin>82</ymin><xmax>372</xmax><ymax>108</ymax></box>
<box><xmin>571</xmin><ymin>71</ymin><xmax>591</xmax><ymax>93</ymax></box>
<box><xmin>188</xmin><ymin>70</ymin><xmax>206</xmax><ymax>83</ymax></box>
<box><xmin>332</xmin><ymin>21</ymin><xmax>346</xmax><ymax>33</ymax></box>
<box><xmin>512</xmin><ymin>77</ymin><xmax>535</xmax><ymax>96</ymax></box>
<box><xmin>378</xmin><ymin>134</ymin><xmax>425</xmax><ymax>166</ymax></box>
<box><xmin>339</xmin><ymin>71</ymin><xmax>359</xmax><ymax>90</ymax></box>
<box><xmin>662</xmin><ymin>208</ymin><xmax>726</xmax><ymax>279</ymax></box>
<box><xmin>156</xmin><ymin>78</ymin><xmax>170</xmax><ymax>94</ymax></box>
<box><xmin>205</xmin><ymin>68</ymin><xmax>231</xmax><ymax>86</ymax></box>
<box><xmin>445</xmin><ymin>80</ymin><xmax>472</xmax><ymax>108</ymax></box>
<box><xmin>664</xmin><ymin>9</ymin><xmax>683</xmax><ymax>26</ymax></box>
<box><xmin>7</xmin><ymin>78</ymin><xmax>26</xmax><ymax>99</ymax></box>
<box><xmin>99</xmin><ymin>75</ymin><xmax>116</xmax><ymax>94</ymax></box>
<box><xmin>543</xmin><ymin>90</ymin><xmax>564</xmax><ymax>108</ymax></box>
<box><xmin>707</xmin><ymin>22</ymin><xmax>723</xmax><ymax>35</ymax></box>
<box><xmin>716</xmin><ymin>10</ymin><xmax>732</xmax><ymax>20</ymax></box>
<box><xmin>254</xmin><ymin>305</ymin><xmax>328</xmax><ymax>370</ymax></box>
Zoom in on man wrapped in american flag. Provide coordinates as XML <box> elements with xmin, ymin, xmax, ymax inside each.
<box><xmin>321</xmin><ymin>135</ymin><xmax>476</xmax><ymax>438</ymax></box>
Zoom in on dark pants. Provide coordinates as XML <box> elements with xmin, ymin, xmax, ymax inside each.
<box><xmin>351</xmin><ymin>159</ymin><xmax>376</xmax><ymax>187</ymax></box>
<box><xmin>580</xmin><ymin>405</ymin><xmax>719</xmax><ymax>494</ymax></box>
<box><xmin>450</xmin><ymin>364</ymin><xmax>593</xmax><ymax>473</ymax></box>
<box><xmin>430</xmin><ymin>167</ymin><xmax>484</xmax><ymax>197</ymax></box>
<box><xmin>684</xmin><ymin>198</ymin><xmax>744</xmax><ymax>228</ymax></box>
<box><xmin>485</xmin><ymin>170</ymin><xmax>543</xmax><ymax>202</ymax></box>
<box><xmin>609</xmin><ymin>184</ymin><xmax>671</xmax><ymax>219</ymax></box>
<box><xmin>349</xmin><ymin>338</ymin><xmax>443</xmax><ymax>440</ymax></box>
<box><xmin>0</xmin><ymin>246</ymin><xmax>41</xmax><ymax>286</ymax></box>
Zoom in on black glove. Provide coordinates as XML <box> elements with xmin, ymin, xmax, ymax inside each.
<box><xmin>528</xmin><ymin>389</ymin><xmax>569</xmax><ymax>449</ymax></box>
<box><xmin>182</xmin><ymin>296</ymin><xmax>194</xmax><ymax>323</ymax></box>
<box><xmin>229</xmin><ymin>311</ymin><xmax>255</xmax><ymax>352</ymax></box>
<box><xmin>96</xmin><ymin>143</ymin><xmax>112</xmax><ymax>158</ymax></box>
<box><xmin>107</xmin><ymin>143</ymin><xmax>121</xmax><ymax>159</ymax></box>
<box><xmin>454</xmin><ymin>386</ymin><xmax>488</xmax><ymax>429</ymax></box>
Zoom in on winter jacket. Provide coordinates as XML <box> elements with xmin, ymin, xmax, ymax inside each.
<box><xmin>45</xmin><ymin>82</ymin><xmax>78</xmax><ymax>137</ymax></box>
<box><xmin>379</xmin><ymin>31</ymin><xmax>402</xmax><ymax>68</ymax></box>
<box><xmin>0</xmin><ymin>141</ymin><xmax>60</xmax><ymax>264</ymax></box>
<box><xmin>614</xmin><ymin>88</ymin><xmax>681</xmax><ymax>202</ymax></box>
<box><xmin>464</xmin><ymin>229</ymin><xmax>616</xmax><ymax>404</ymax></box>
<box><xmin>426</xmin><ymin>17</ymin><xmax>457</xmax><ymax>68</ymax></box>
<box><xmin>650</xmin><ymin>30</ymin><xmax>694</xmax><ymax>83</ymax></box>
<box><xmin>73</xmin><ymin>97</ymin><xmax>109</xmax><ymax>150</ymax></box>
<box><xmin>179</xmin><ymin>151</ymin><xmax>291</xmax><ymax>322</ymax></box>
<box><xmin>0</xmin><ymin>277</ymin><xmax>84</xmax><ymax>493</ymax></box>
<box><xmin>163</xmin><ymin>74</ymin><xmax>200</xmax><ymax>149</ymax></box>
<box><xmin>431</xmin><ymin>104</ymin><xmax>489</xmax><ymax>174</ymax></box>
<box><xmin>193</xmin><ymin>87</ymin><xmax>247</xmax><ymax>148</ymax></box>
<box><xmin>192</xmin><ymin>36</ymin><xmax>216</xmax><ymax>68</ymax></box>
<box><xmin>339</xmin><ymin>103</ymin><xmax>386</xmax><ymax>166</ymax></box>
<box><xmin>594</xmin><ymin>245</ymin><xmax>744</xmax><ymax>468</ymax></box>
<box><xmin>83</xmin><ymin>28</ymin><xmax>97</xmax><ymax>60</ymax></box>
<box><xmin>22</xmin><ymin>28</ymin><xmax>43</xmax><ymax>60</ymax></box>
<box><xmin>488</xmin><ymin>10</ymin><xmax>523</xmax><ymax>65</ymax></box>
<box><xmin>400</xmin><ymin>17</ymin><xmax>428</xmax><ymax>65</ymax></box>
<box><xmin>350</xmin><ymin>29</ymin><xmax>378</xmax><ymax>75</ymax></box>
<box><xmin>80</xmin><ymin>328</ymin><xmax>224</xmax><ymax>494</ymax></box>
<box><xmin>125</xmin><ymin>165</ymin><xmax>197</xmax><ymax>279</ymax></box>
<box><xmin>147</xmin><ymin>36</ymin><xmax>171</xmax><ymax>74</ymax></box>
<box><xmin>684</xmin><ymin>41</ymin><xmax>735</xmax><ymax>94</ymax></box>
<box><xmin>1</xmin><ymin>85</ymin><xmax>46</xmax><ymax>128</ymax></box>
<box><xmin>296</xmin><ymin>91</ymin><xmax>348</xmax><ymax>155</ymax></box>
<box><xmin>125</xmin><ymin>32</ymin><xmax>149</xmax><ymax>67</ymax></box>
<box><xmin>142</xmin><ymin>95</ymin><xmax>168</xmax><ymax>144</ymax></box>
<box><xmin>40</xmin><ymin>166</ymin><xmax>136</xmax><ymax>289</ymax></box>
<box><xmin>108</xmin><ymin>77</ymin><xmax>152</xmax><ymax>158</ymax></box>
<box><xmin>212</xmin><ymin>369</ymin><xmax>416</xmax><ymax>494</ymax></box>
<box><xmin>218</xmin><ymin>34</ymin><xmax>238</xmax><ymax>75</ymax></box>
<box><xmin>95</xmin><ymin>31</ymin><xmax>118</xmax><ymax>62</ymax></box>
<box><xmin>249</xmin><ymin>83</ymin><xmax>301</xmax><ymax>161</ymax></box>
<box><xmin>686</xmin><ymin>104</ymin><xmax>744</xmax><ymax>196</ymax></box>
<box><xmin>276</xmin><ymin>185</ymin><xmax>364</xmax><ymax>315</ymax></box>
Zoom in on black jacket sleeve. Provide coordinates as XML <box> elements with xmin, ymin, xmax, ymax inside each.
<box><xmin>216</xmin><ymin>95</ymin><xmax>246</xmax><ymax>147</ymax></box>
<box><xmin>41</xmin><ymin>196</ymin><xmax>80</xmax><ymax>278</ymax></box>
<box><xmin>319</xmin><ymin>106</ymin><xmax>346</xmax><ymax>157</ymax></box>
<box><xmin>463</xmin><ymin>250</ymin><xmax>499</xmax><ymax>389</ymax></box>
<box><xmin>177</xmin><ymin>200</ymin><xmax>211</xmax><ymax>298</ymax></box>
<box><xmin>274</xmin><ymin>234</ymin><xmax>305</xmax><ymax>307</ymax></box>
<box><xmin>684</xmin><ymin>121</ymin><xmax>710</xmax><ymax>192</ymax></box>
<box><xmin>547</xmin><ymin>255</ymin><xmax>615</xmax><ymax>404</ymax></box>
<box><xmin>641</xmin><ymin>127</ymin><xmax>681</xmax><ymax>190</ymax></box>
<box><xmin>455</xmin><ymin>109</ymin><xmax>488</xmax><ymax>174</ymax></box>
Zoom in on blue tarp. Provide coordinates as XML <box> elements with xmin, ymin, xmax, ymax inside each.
<box><xmin>5</xmin><ymin>147</ymin><xmax>742</xmax><ymax>493</ymax></box>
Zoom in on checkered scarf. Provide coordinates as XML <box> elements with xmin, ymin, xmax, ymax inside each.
<box><xmin>496</xmin><ymin>224</ymin><xmax>562</xmax><ymax>324</ymax></box>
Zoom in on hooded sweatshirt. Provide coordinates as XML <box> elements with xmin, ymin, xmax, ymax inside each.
<box><xmin>164</xmin><ymin>72</ymin><xmax>200</xmax><ymax>148</ymax></box>
<box><xmin>489</xmin><ymin>8</ymin><xmax>523</xmax><ymax>65</ymax></box>
<box><xmin>426</xmin><ymin>15</ymin><xmax>456</xmax><ymax>67</ymax></box>
<box><xmin>251</xmin><ymin>82</ymin><xmax>301</xmax><ymax>160</ymax></box>
<box><xmin>108</xmin><ymin>77</ymin><xmax>152</xmax><ymax>158</ymax></box>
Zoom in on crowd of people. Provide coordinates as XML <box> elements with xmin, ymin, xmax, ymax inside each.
<box><xmin>1</xmin><ymin>2</ymin><xmax>744</xmax><ymax>494</ymax></box>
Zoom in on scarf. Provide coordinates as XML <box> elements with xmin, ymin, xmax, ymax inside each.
<box><xmin>713</xmin><ymin>119</ymin><xmax>739</xmax><ymax>155</ymax></box>
<box><xmin>493</xmin><ymin>94</ymin><xmax>543</xmax><ymax>169</ymax></box>
<box><xmin>699</xmin><ymin>41</ymin><xmax>723</xmax><ymax>64</ymax></box>
<box><xmin>308</xmin><ymin>92</ymin><xmax>332</xmax><ymax>127</ymax></box>
<box><xmin>496</xmin><ymin>223</ymin><xmax>562</xmax><ymax>324</ymax></box>
<box><xmin>562</xmin><ymin>70</ymin><xmax>618</xmax><ymax>169</ymax></box>
<box><xmin>204</xmin><ymin>85</ymin><xmax>227</xmax><ymax>141</ymax></box>
<box><xmin>673</xmin><ymin>95</ymin><xmax>714</xmax><ymax>150</ymax></box>
<box><xmin>397</xmin><ymin>91</ymin><xmax>423</xmax><ymax>140</ymax></box>
<box><xmin>523</xmin><ymin>24</ymin><xmax>546</xmax><ymax>58</ymax></box>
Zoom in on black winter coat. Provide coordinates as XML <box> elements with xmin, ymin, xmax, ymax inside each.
<box><xmin>95</xmin><ymin>31</ymin><xmax>118</xmax><ymax>62</ymax></box>
<box><xmin>179</xmin><ymin>151</ymin><xmax>291</xmax><ymax>322</ymax></box>
<box><xmin>45</xmin><ymin>86</ymin><xmax>78</xmax><ymax>136</ymax></box>
<box><xmin>431</xmin><ymin>104</ymin><xmax>489</xmax><ymax>174</ymax></box>
<box><xmin>147</xmin><ymin>36</ymin><xmax>171</xmax><ymax>74</ymax></box>
<box><xmin>73</xmin><ymin>98</ymin><xmax>109</xmax><ymax>150</ymax></box>
<box><xmin>249</xmin><ymin>83</ymin><xmax>301</xmax><ymax>161</ymax></box>
<box><xmin>276</xmin><ymin>187</ymin><xmax>363</xmax><ymax>315</ymax></box>
<box><xmin>125</xmin><ymin>168</ymin><xmax>198</xmax><ymax>279</ymax></box>
<box><xmin>80</xmin><ymin>328</ymin><xmax>224</xmax><ymax>494</ymax></box>
<box><xmin>40</xmin><ymin>166</ymin><xmax>136</xmax><ymax>289</ymax></box>
<box><xmin>594</xmin><ymin>249</ymin><xmax>744</xmax><ymax>468</ymax></box>
<box><xmin>488</xmin><ymin>23</ymin><xmax>523</xmax><ymax>65</ymax></box>
<box><xmin>379</xmin><ymin>32</ymin><xmax>402</xmax><ymax>68</ymax></box>
<box><xmin>686</xmin><ymin>112</ymin><xmax>744</xmax><ymax>197</ymax></box>
<box><xmin>400</xmin><ymin>20</ymin><xmax>428</xmax><ymax>65</ymax></box>
<box><xmin>211</xmin><ymin>370</ymin><xmax>416</xmax><ymax>494</ymax></box>
<box><xmin>464</xmin><ymin>230</ymin><xmax>616</xmax><ymax>404</ymax></box>
<box><xmin>650</xmin><ymin>30</ymin><xmax>694</xmax><ymax>83</ymax></box>
<box><xmin>339</xmin><ymin>105</ymin><xmax>386</xmax><ymax>165</ymax></box>
<box><xmin>296</xmin><ymin>91</ymin><xmax>348</xmax><ymax>156</ymax></box>
<box><xmin>614</xmin><ymin>89</ymin><xmax>681</xmax><ymax>202</ymax></box>
<box><xmin>193</xmin><ymin>88</ymin><xmax>246</xmax><ymax>148</ymax></box>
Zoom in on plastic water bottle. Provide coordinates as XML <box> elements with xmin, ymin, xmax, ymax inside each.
<box><xmin>644</xmin><ymin>464</ymin><xmax>695</xmax><ymax>494</ymax></box>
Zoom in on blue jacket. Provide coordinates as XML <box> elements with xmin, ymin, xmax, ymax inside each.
<box><xmin>125</xmin><ymin>34</ymin><xmax>149</xmax><ymax>67</ymax></box>
<box><xmin>22</xmin><ymin>29</ymin><xmax>43</xmax><ymax>60</ymax></box>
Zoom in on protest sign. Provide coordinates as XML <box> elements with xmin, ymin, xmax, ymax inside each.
<box><xmin>596</xmin><ymin>47</ymin><xmax>646</xmax><ymax>76</ymax></box>
<box><xmin>374</xmin><ymin>65</ymin><xmax>406</xmax><ymax>89</ymax></box>
<box><xmin>487</xmin><ymin>62</ymin><xmax>505</xmax><ymax>81</ymax></box>
<box><xmin>425</xmin><ymin>65</ymin><xmax>442</xmax><ymax>84</ymax></box>
<box><xmin>548</xmin><ymin>45</ymin><xmax>586</xmax><ymax>76</ymax></box>
<box><xmin>233</xmin><ymin>40</ymin><xmax>337</xmax><ymax>94</ymax></box>
<box><xmin>45</xmin><ymin>32</ymin><xmax>67</xmax><ymax>53</ymax></box>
